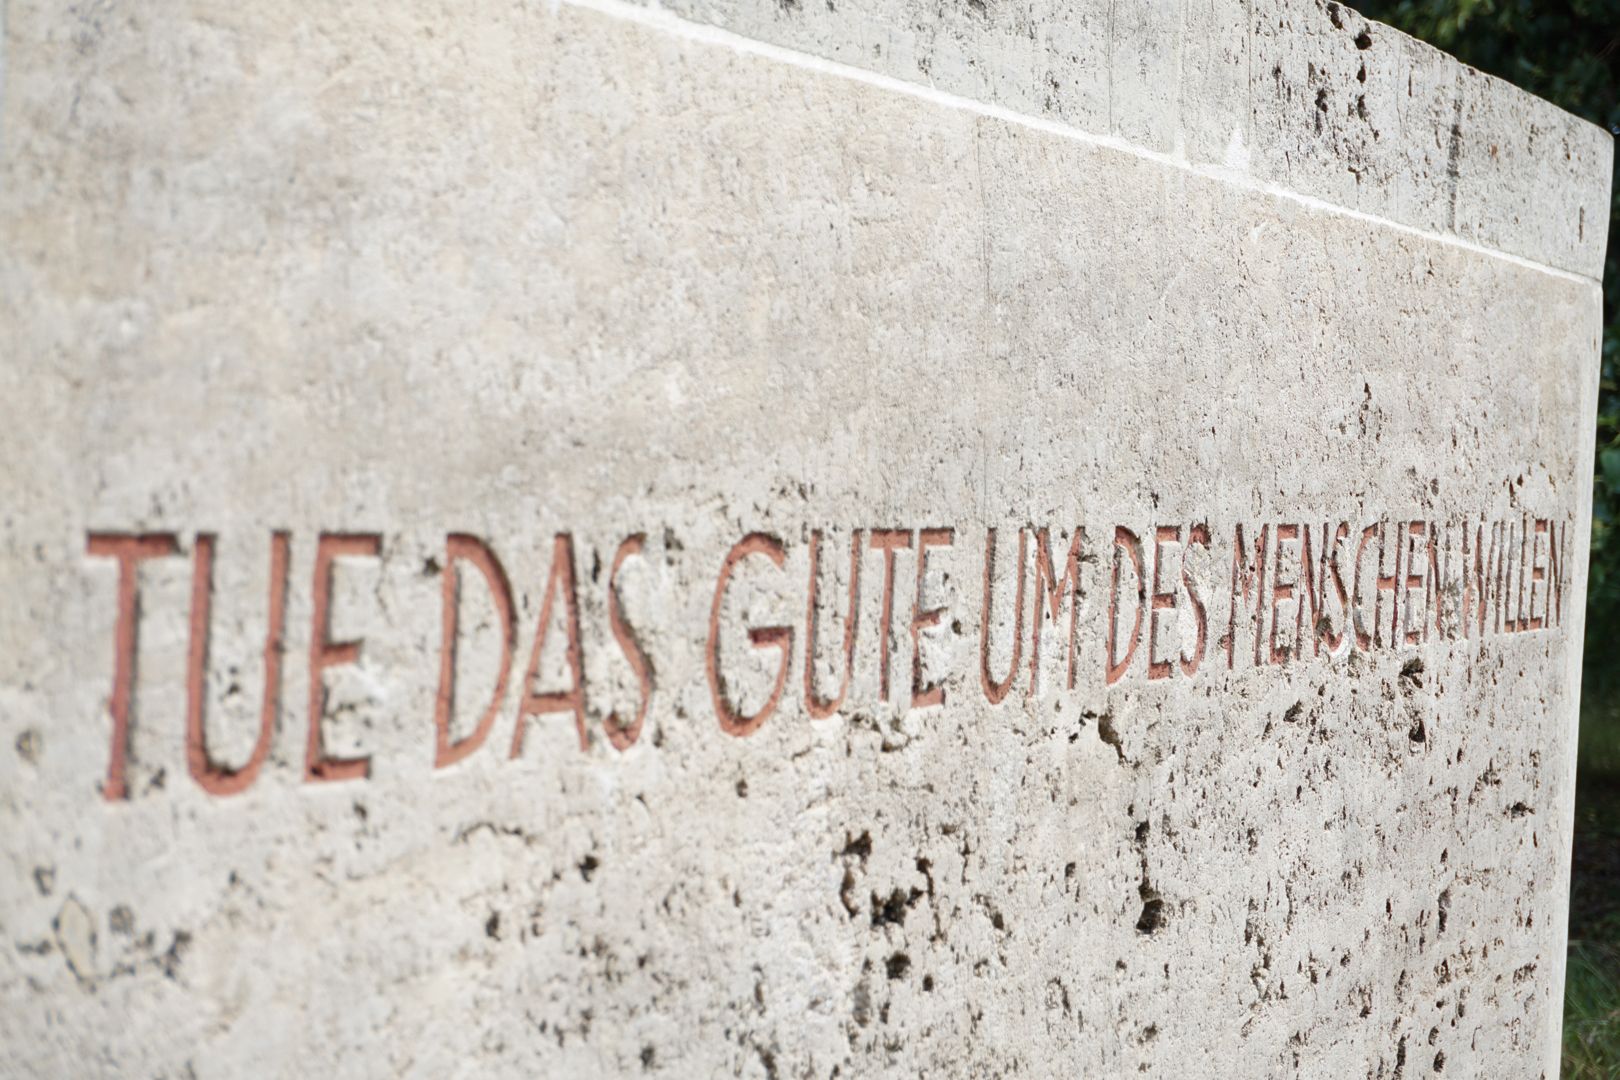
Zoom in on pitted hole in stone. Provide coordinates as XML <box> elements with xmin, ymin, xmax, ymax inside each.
<box><xmin>1400</xmin><ymin>658</ymin><xmax>1425</xmax><ymax>692</ymax></box>
<box><xmin>578</xmin><ymin>854</ymin><xmax>600</xmax><ymax>882</ymax></box>
<box><xmin>1133</xmin><ymin>818</ymin><xmax>1166</xmax><ymax>934</ymax></box>
<box><xmin>852</xmin><ymin>978</ymin><xmax>873</xmax><ymax>1027</ymax></box>
<box><xmin>835</xmin><ymin>835</ymin><xmax>874</xmax><ymax>919</ymax></box>
<box><xmin>871</xmin><ymin>888</ymin><xmax>916</xmax><ymax>928</ymax></box>
<box><xmin>1355</xmin><ymin>29</ymin><xmax>1373</xmax><ymax>49</ymax></box>
<box><xmin>840</xmin><ymin>868</ymin><xmax>860</xmax><ymax>918</ymax></box>
<box><xmin>158</xmin><ymin>930</ymin><xmax>190</xmax><ymax>980</ymax></box>
<box><xmin>885</xmin><ymin>952</ymin><xmax>911</xmax><ymax>980</ymax></box>
<box><xmin>1097</xmin><ymin>711</ymin><xmax>1125</xmax><ymax>763</ymax></box>
<box><xmin>1136</xmin><ymin>889</ymin><xmax>1167</xmax><ymax>935</ymax></box>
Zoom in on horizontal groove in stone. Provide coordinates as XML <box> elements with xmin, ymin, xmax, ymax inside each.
<box><xmin>613</xmin><ymin>0</ymin><xmax>1613</xmax><ymax>280</ymax></box>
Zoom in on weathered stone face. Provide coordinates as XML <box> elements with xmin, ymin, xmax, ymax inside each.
<box><xmin>0</xmin><ymin>0</ymin><xmax>1609</xmax><ymax>1076</ymax></box>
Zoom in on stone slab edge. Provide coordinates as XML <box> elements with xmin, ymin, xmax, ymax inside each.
<box><xmin>603</xmin><ymin>0</ymin><xmax>1612</xmax><ymax>281</ymax></box>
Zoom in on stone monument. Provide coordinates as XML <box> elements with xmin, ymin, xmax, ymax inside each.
<box><xmin>0</xmin><ymin>0</ymin><xmax>1611</xmax><ymax>1075</ymax></box>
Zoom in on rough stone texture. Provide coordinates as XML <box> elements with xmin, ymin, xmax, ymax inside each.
<box><xmin>610</xmin><ymin>0</ymin><xmax>1612</xmax><ymax>280</ymax></box>
<box><xmin>0</xmin><ymin>1</ymin><xmax>1608</xmax><ymax>1078</ymax></box>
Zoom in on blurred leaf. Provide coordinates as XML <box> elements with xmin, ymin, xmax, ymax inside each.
<box><xmin>1602</xmin><ymin>448</ymin><xmax>1620</xmax><ymax>492</ymax></box>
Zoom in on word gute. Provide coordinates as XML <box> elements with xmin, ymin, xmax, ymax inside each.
<box><xmin>84</xmin><ymin>515</ymin><xmax>1573</xmax><ymax>800</ymax></box>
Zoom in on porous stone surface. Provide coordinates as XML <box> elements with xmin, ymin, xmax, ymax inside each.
<box><xmin>0</xmin><ymin>1</ymin><xmax>1609</xmax><ymax>1077</ymax></box>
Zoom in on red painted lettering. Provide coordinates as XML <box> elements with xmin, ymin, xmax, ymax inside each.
<box><xmin>1352</xmin><ymin>523</ymin><xmax>1378</xmax><ymax>651</ymax></box>
<box><xmin>870</xmin><ymin>530</ymin><xmax>913</xmax><ymax>703</ymax></box>
<box><xmin>1030</xmin><ymin>527</ymin><xmax>1084</xmax><ymax>693</ymax></box>
<box><xmin>603</xmin><ymin>534</ymin><xmax>653</xmax><ymax>750</ymax></box>
<box><xmin>1268</xmin><ymin>524</ymin><xmax>1298</xmax><ymax>665</ymax></box>
<box><xmin>1548</xmin><ymin>520</ymin><xmax>1567</xmax><ymax>626</ymax></box>
<box><xmin>1322</xmin><ymin>523</ymin><xmax>1350</xmax><ymax>655</ymax></box>
<box><xmin>1147</xmin><ymin>526</ymin><xmax>1179</xmax><ymax>680</ymax></box>
<box><xmin>307</xmin><ymin>532</ymin><xmax>381</xmax><ymax>783</ymax></box>
<box><xmin>980</xmin><ymin>528</ymin><xmax>1027</xmax><ymax>704</ymax></box>
<box><xmin>911</xmin><ymin>528</ymin><xmax>953</xmax><ymax>709</ymax></box>
<box><xmin>434</xmin><ymin>535</ymin><xmax>516</xmax><ymax>769</ymax></box>
<box><xmin>1227</xmin><ymin>523</ymin><xmax>1269</xmax><ymax>668</ymax></box>
<box><xmin>1180</xmin><ymin>524</ymin><xmax>1210</xmax><ymax>677</ymax></box>
<box><xmin>187</xmin><ymin>532</ymin><xmax>289</xmax><ymax>794</ymax></box>
<box><xmin>1527</xmin><ymin>519</ymin><xmax>1547</xmax><ymax>632</ymax></box>
<box><xmin>86</xmin><ymin>532</ymin><xmax>181</xmax><ymax>801</ymax></box>
<box><xmin>1108</xmin><ymin>526</ymin><xmax>1145</xmax><ymax>685</ymax></box>
<box><xmin>706</xmin><ymin>533</ymin><xmax>792</xmax><ymax>737</ymax></box>
<box><xmin>511</xmin><ymin>534</ymin><xmax>586</xmax><ymax>756</ymax></box>
<box><xmin>1373</xmin><ymin>522</ymin><xmax>1402</xmax><ymax>649</ymax></box>
<box><xmin>804</xmin><ymin>530</ymin><xmax>861</xmax><ymax>720</ymax></box>
<box><xmin>1402</xmin><ymin>522</ymin><xmax>1425</xmax><ymax>646</ymax></box>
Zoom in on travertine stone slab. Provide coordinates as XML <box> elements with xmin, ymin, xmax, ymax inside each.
<box><xmin>607</xmin><ymin>0</ymin><xmax>1612</xmax><ymax>279</ymax></box>
<box><xmin>0</xmin><ymin>1</ymin><xmax>1608</xmax><ymax>1077</ymax></box>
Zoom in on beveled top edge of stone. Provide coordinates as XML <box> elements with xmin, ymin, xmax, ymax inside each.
<box><xmin>616</xmin><ymin>0</ymin><xmax>1613</xmax><ymax>281</ymax></box>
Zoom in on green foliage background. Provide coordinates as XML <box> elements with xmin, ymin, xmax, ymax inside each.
<box><xmin>1351</xmin><ymin>0</ymin><xmax>1618</xmax><ymax>691</ymax></box>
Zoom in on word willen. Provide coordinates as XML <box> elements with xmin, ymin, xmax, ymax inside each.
<box><xmin>85</xmin><ymin>514</ymin><xmax>1572</xmax><ymax>800</ymax></box>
